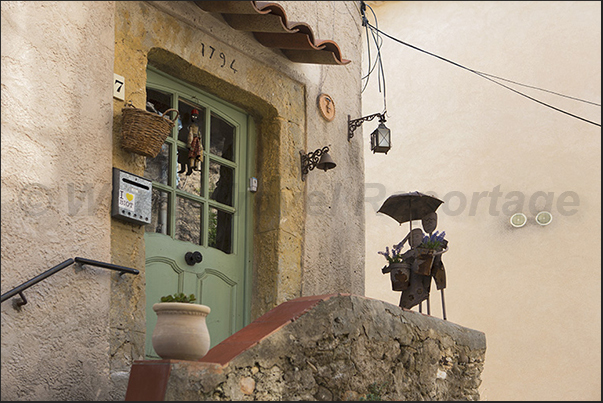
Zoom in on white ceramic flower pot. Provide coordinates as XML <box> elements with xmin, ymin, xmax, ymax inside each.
<box><xmin>152</xmin><ymin>302</ymin><xmax>211</xmax><ymax>361</ymax></box>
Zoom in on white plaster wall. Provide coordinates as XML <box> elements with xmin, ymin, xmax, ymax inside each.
<box><xmin>1</xmin><ymin>1</ymin><xmax>115</xmax><ymax>400</ymax></box>
<box><xmin>362</xmin><ymin>1</ymin><xmax>601</xmax><ymax>401</ymax></box>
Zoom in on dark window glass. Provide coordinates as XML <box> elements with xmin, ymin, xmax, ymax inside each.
<box><xmin>146</xmin><ymin>88</ymin><xmax>173</xmax><ymax>115</ymax></box>
<box><xmin>209</xmin><ymin>160</ymin><xmax>234</xmax><ymax>207</ymax></box>
<box><xmin>144</xmin><ymin>142</ymin><xmax>170</xmax><ymax>185</ymax></box>
<box><xmin>210</xmin><ymin>113</ymin><xmax>235</xmax><ymax>162</ymax></box>
<box><xmin>208</xmin><ymin>206</ymin><xmax>232</xmax><ymax>254</ymax></box>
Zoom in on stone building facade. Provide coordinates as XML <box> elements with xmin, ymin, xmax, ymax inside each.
<box><xmin>1</xmin><ymin>2</ymin><xmax>366</xmax><ymax>400</ymax></box>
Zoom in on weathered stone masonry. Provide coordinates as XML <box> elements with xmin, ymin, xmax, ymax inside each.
<box><xmin>126</xmin><ymin>294</ymin><xmax>486</xmax><ymax>401</ymax></box>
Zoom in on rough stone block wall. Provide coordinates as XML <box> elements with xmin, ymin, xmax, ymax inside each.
<box><xmin>128</xmin><ymin>294</ymin><xmax>486</xmax><ymax>401</ymax></box>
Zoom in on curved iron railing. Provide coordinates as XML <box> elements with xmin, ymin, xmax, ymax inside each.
<box><xmin>1</xmin><ymin>257</ymin><xmax>139</xmax><ymax>306</ymax></box>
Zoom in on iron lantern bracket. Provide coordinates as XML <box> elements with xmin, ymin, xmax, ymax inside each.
<box><xmin>300</xmin><ymin>146</ymin><xmax>330</xmax><ymax>181</ymax></box>
<box><xmin>348</xmin><ymin>113</ymin><xmax>386</xmax><ymax>141</ymax></box>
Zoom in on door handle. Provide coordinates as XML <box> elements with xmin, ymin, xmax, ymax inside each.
<box><xmin>184</xmin><ymin>251</ymin><xmax>203</xmax><ymax>266</ymax></box>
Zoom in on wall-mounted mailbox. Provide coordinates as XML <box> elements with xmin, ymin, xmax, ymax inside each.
<box><xmin>111</xmin><ymin>168</ymin><xmax>152</xmax><ymax>225</ymax></box>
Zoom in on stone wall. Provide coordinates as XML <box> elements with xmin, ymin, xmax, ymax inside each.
<box><xmin>126</xmin><ymin>294</ymin><xmax>486</xmax><ymax>401</ymax></box>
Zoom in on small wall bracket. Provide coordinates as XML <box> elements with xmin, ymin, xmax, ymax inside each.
<box><xmin>348</xmin><ymin>112</ymin><xmax>385</xmax><ymax>141</ymax></box>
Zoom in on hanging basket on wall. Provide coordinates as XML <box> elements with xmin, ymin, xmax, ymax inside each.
<box><xmin>120</xmin><ymin>102</ymin><xmax>179</xmax><ymax>158</ymax></box>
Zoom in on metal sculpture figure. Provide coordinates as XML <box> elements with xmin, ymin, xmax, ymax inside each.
<box><xmin>377</xmin><ymin>192</ymin><xmax>448</xmax><ymax>319</ymax></box>
<box><xmin>399</xmin><ymin>212</ymin><xmax>448</xmax><ymax>319</ymax></box>
<box><xmin>381</xmin><ymin>212</ymin><xmax>449</xmax><ymax>319</ymax></box>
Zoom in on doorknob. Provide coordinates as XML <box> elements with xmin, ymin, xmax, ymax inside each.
<box><xmin>185</xmin><ymin>251</ymin><xmax>203</xmax><ymax>266</ymax></box>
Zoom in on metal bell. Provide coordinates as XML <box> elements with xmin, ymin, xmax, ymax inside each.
<box><xmin>316</xmin><ymin>152</ymin><xmax>336</xmax><ymax>171</ymax></box>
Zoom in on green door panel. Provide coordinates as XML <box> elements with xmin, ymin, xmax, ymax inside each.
<box><xmin>198</xmin><ymin>268</ymin><xmax>240</xmax><ymax>341</ymax></box>
<box><xmin>144</xmin><ymin>233</ymin><xmax>244</xmax><ymax>358</ymax></box>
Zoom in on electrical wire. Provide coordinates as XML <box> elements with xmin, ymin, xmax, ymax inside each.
<box><xmin>361</xmin><ymin>26</ymin><xmax>381</xmax><ymax>84</ymax></box>
<box><xmin>472</xmin><ymin>71</ymin><xmax>601</xmax><ymax>107</ymax></box>
<box><xmin>361</xmin><ymin>21</ymin><xmax>378</xmax><ymax>87</ymax></box>
<box><xmin>361</xmin><ymin>2</ymin><xmax>387</xmax><ymax>115</ymax></box>
<box><xmin>360</xmin><ymin>2</ymin><xmax>600</xmax><ymax>128</ymax></box>
<box><xmin>360</xmin><ymin>1</ymin><xmax>377</xmax><ymax>85</ymax></box>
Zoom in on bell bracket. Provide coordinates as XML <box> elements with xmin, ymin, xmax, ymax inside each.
<box><xmin>300</xmin><ymin>146</ymin><xmax>331</xmax><ymax>181</ymax></box>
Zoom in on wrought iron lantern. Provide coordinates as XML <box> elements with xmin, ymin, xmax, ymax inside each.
<box><xmin>348</xmin><ymin>112</ymin><xmax>391</xmax><ymax>154</ymax></box>
<box><xmin>370</xmin><ymin>118</ymin><xmax>391</xmax><ymax>154</ymax></box>
<box><xmin>371</xmin><ymin>123</ymin><xmax>392</xmax><ymax>154</ymax></box>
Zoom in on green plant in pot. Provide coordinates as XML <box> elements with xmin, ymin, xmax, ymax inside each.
<box><xmin>160</xmin><ymin>292</ymin><xmax>196</xmax><ymax>303</ymax></box>
<box><xmin>152</xmin><ymin>292</ymin><xmax>211</xmax><ymax>361</ymax></box>
<box><xmin>418</xmin><ymin>231</ymin><xmax>446</xmax><ymax>251</ymax></box>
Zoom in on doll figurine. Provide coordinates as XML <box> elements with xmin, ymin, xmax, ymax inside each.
<box><xmin>178</xmin><ymin>109</ymin><xmax>203</xmax><ymax>175</ymax></box>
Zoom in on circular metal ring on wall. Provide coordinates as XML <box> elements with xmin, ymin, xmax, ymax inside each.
<box><xmin>510</xmin><ymin>213</ymin><xmax>527</xmax><ymax>228</ymax></box>
<box><xmin>535</xmin><ymin>211</ymin><xmax>553</xmax><ymax>226</ymax></box>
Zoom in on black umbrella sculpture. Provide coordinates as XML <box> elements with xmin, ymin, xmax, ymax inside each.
<box><xmin>377</xmin><ymin>191</ymin><xmax>449</xmax><ymax>319</ymax></box>
<box><xmin>377</xmin><ymin>191</ymin><xmax>444</xmax><ymax>229</ymax></box>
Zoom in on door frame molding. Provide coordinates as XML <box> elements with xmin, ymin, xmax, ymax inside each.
<box><xmin>112</xmin><ymin>17</ymin><xmax>306</xmax><ymax>342</ymax></box>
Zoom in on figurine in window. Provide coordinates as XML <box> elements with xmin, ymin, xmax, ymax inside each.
<box><xmin>178</xmin><ymin>109</ymin><xmax>203</xmax><ymax>175</ymax></box>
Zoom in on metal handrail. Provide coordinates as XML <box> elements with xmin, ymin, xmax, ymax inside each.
<box><xmin>73</xmin><ymin>257</ymin><xmax>139</xmax><ymax>275</ymax></box>
<box><xmin>1</xmin><ymin>257</ymin><xmax>139</xmax><ymax>306</ymax></box>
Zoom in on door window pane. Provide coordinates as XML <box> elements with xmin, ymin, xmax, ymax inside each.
<box><xmin>210</xmin><ymin>113</ymin><xmax>235</xmax><ymax>162</ymax></box>
<box><xmin>176</xmin><ymin>158</ymin><xmax>204</xmax><ymax>197</ymax></box>
<box><xmin>209</xmin><ymin>160</ymin><xmax>234</xmax><ymax>207</ymax></box>
<box><xmin>146</xmin><ymin>88</ymin><xmax>173</xmax><ymax>119</ymax></box>
<box><xmin>147</xmin><ymin>188</ymin><xmax>170</xmax><ymax>235</ymax></box>
<box><xmin>209</xmin><ymin>207</ymin><xmax>232</xmax><ymax>254</ymax></box>
<box><xmin>176</xmin><ymin>197</ymin><xmax>203</xmax><ymax>245</ymax></box>
<box><xmin>144</xmin><ymin>142</ymin><xmax>171</xmax><ymax>185</ymax></box>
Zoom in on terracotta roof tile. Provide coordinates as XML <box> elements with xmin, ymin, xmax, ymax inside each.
<box><xmin>194</xmin><ymin>1</ymin><xmax>351</xmax><ymax>65</ymax></box>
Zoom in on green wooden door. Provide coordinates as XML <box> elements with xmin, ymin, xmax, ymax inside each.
<box><xmin>143</xmin><ymin>68</ymin><xmax>252</xmax><ymax>359</ymax></box>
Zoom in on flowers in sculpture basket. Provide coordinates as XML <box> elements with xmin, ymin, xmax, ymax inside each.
<box><xmin>378</xmin><ymin>241</ymin><xmax>405</xmax><ymax>265</ymax></box>
<box><xmin>418</xmin><ymin>231</ymin><xmax>446</xmax><ymax>251</ymax></box>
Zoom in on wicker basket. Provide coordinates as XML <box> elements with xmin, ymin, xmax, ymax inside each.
<box><xmin>121</xmin><ymin>103</ymin><xmax>179</xmax><ymax>158</ymax></box>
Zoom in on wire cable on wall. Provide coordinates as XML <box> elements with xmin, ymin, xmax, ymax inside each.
<box><xmin>361</xmin><ymin>1</ymin><xmax>387</xmax><ymax>116</ymax></box>
<box><xmin>360</xmin><ymin>2</ymin><xmax>601</xmax><ymax>128</ymax></box>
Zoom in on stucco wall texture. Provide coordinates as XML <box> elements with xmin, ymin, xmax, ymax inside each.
<box><xmin>273</xmin><ymin>1</ymin><xmax>367</xmax><ymax>299</ymax></box>
<box><xmin>1</xmin><ymin>1</ymin><xmax>116</xmax><ymax>400</ymax></box>
<box><xmin>362</xmin><ymin>1</ymin><xmax>601</xmax><ymax>401</ymax></box>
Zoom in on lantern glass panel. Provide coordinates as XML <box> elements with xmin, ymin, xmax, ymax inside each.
<box><xmin>378</xmin><ymin>128</ymin><xmax>390</xmax><ymax>147</ymax></box>
<box><xmin>371</xmin><ymin>123</ymin><xmax>391</xmax><ymax>154</ymax></box>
